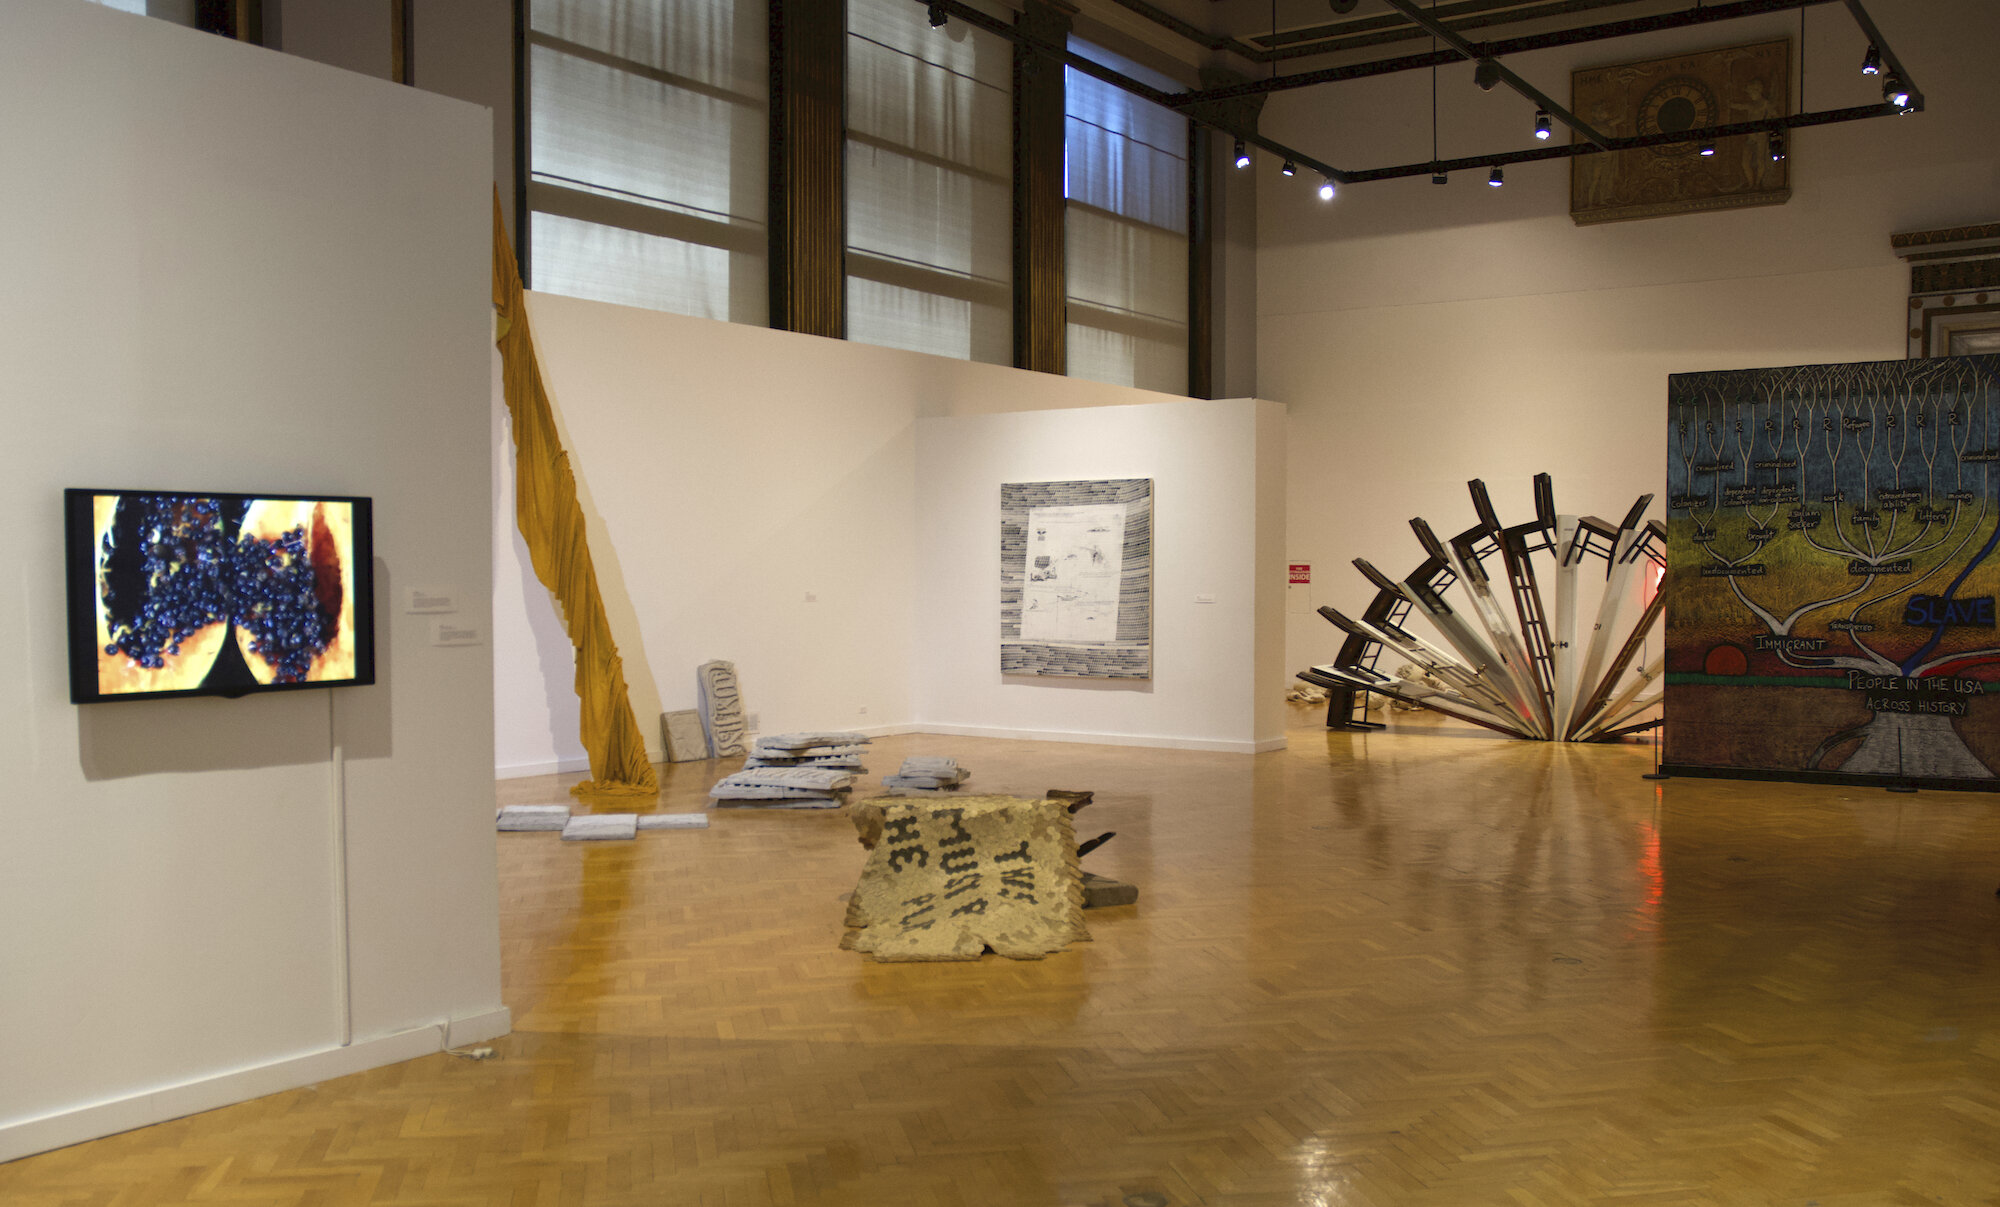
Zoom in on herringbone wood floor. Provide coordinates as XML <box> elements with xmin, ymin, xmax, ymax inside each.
<box><xmin>6</xmin><ymin>709</ymin><xmax>2000</xmax><ymax>1205</ymax></box>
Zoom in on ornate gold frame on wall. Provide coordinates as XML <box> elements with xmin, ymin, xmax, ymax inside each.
<box><xmin>1569</xmin><ymin>39</ymin><xmax>1790</xmax><ymax>226</ymax></box>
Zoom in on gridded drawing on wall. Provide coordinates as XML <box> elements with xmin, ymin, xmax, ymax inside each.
<box><xmin>1570</xmin><ymin>39</ymin><xmax>1789</xmax><ymax>226</ymax></box>
<box><xmin>1664</xmin><ymin>355</ymin><xmax>2000</xmax><ymax>786</ymax></box>
<box><xmin>1001</xmin><ymin>479</ymin><xmax>1152</xmax><ymax>678</ymax></box>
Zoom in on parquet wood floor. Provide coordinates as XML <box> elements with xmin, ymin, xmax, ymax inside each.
<box><xmin>6</xmin><ymin>709</ymin><xmax>2000</xmax><ymax>1205</ymax></box>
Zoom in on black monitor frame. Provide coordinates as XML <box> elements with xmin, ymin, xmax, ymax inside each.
<box><xmin>65</xmin><ymin>488</ymin><xmax>376</xmax><ymax>704</ymax></box>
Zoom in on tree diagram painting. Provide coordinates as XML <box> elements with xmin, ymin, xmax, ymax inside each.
<box><xmin>1664</xmin><ymin>355</ymin><xmax>2000</xmax><ymax>785</ymax></box>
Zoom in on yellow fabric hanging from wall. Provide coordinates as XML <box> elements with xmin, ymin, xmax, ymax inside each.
<box><xmin>492</xmin><ymin>196</ymin><xmax>658</xmax><ymax>799</ymax></box>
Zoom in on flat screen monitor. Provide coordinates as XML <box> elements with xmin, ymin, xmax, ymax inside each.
<box><xmin>65</xmin><ymin>489</ymin><xmax>375</xmax><ymax>703</ymax></box>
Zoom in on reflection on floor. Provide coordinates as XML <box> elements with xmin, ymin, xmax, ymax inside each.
<box><xmin>6</xmin><ymin>706</ymin><xmax>2000</xmax><ymax>1205</ymax></box>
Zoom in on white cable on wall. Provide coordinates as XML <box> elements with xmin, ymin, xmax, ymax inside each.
<box><xmin>328</xmin><ymin>691</ymin><xmax>353</xmax><ymax>1048</ymax></box>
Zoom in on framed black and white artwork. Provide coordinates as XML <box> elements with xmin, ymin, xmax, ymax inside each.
<box><xmin>1000</xmin><ymin>479</ymin><xmax>1152</xmax><ymax>679</ymax></box>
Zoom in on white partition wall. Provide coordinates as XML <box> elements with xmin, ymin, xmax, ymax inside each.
<box><xmin>0</xmin><ymin>2</ymin><xmax>504</xmax><ymax>1161</ymax></box>
<box><xmin>497</xmin><ymin>296</ymin><xmax>1287</xmax><ymax>771</ymax></box>
<box><xmin>915</xmin><ymin>400</ymin><xmax>1289</xmax><ymax>751</ymax></box>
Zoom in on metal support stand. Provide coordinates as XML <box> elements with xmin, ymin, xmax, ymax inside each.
<box><xmin>1326</xmin><ymin>688</ymin><xmax>1386</xmax><ymax>731</ymax></box>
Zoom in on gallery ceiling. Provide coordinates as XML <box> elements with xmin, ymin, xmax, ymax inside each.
<box><xmin>1080</xmin><ymin>0</ymin><xmax>1831</xmax><ymax>69</ymax></box>
<box><xmin>945</xmin><ymin>0</ymin><xmax>1918</xmax><ymax>188</ymax></box>
<box><xmin>1203</xmin><ymin>0</ymin><xmax>1688</xmax><ymax>53</ymax></box>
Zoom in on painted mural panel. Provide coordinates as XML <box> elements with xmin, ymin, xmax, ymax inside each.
<box><xmin>1570</xmin><ymin>39</ymin><xmax>1790</xmax><ymax>225</ymax></box>
<box><xmin>1664</xmin><ymin>356</ymin><xmax>2000</xmax><ymax>784</ymax></box>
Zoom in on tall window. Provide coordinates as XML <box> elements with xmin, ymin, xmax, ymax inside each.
<box><xmin>526</xmin><ymin>0</ymin><xmax>767</xmax><ymax>322</ymax></box>
<box><xmin>1064</xmin><ymin>44</ymin><xmax>1190</xmax><ymax>395</ymax></box>
<box><xmin>845</xmin><ymin>0</ymin><xmax>1012</xmax><ymax>364</ymax></box>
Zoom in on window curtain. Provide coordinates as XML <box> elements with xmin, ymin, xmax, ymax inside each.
<box><xmin>1064</xmin><ymin>42</ymin><xmax>1190</xmax><ymax>396</ymax></box>
<box><xmin>527</xmin><ymin>0</ymin><xmax>767</xmax><ymax>323</ymax></box>
<box><xmin>845</xmin><ymin>0</ymin><xmax>1012</xmax><ymax>364</ymax></box>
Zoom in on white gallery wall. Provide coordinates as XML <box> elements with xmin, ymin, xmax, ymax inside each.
<box><xmin>915</xmin><ymin>399</ymin><xmax>1289</xmax><ymax>751</ymax></box>
<box><xmin>0</xmin><ymin>2</ymin><xmax>504</xmax><ymax>1161</ymax></box>
<box><xmin>1259</xmin><ymin>0</ymin><xmax>2000</xmax><ymax>676</ymax></box>
<box><xmin>496</xmin><ymin>295</ymin><xmax>1287</xmax><ymax>773</ymax></box>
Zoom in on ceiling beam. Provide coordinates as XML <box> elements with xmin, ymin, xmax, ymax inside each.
<box><xmin>918</xmin><ymin>0</ymin><xmax>1925</xmax><ymax>193</ymax></box>
<box><xmin>1170</xmin><ymin>0</ymin><xmax>1839</xmax><ymax>105</ymax></box>
<box><xmin>923</xmin><ymin>0</ymin><xmax>1352</xmax><ymax>182</ymax></box>
<box><xmin>1378</xmin><ymin>0</ymin><xmax>1610</xmax><ymax>148</ymax></box>
<box><xmin>1339</xmin><ymin>102</ymin><xmax>1898</xmax><ymax>184</ymax></box>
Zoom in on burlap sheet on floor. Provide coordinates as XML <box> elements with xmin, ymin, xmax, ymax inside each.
<box><xmin>842</xmin><ymin>795</ymin><xmax>1087</xmax><ymax>961</ymax></box>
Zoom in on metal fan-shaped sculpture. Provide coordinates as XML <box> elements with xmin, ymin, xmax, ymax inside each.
<box><xmin>1298</xmin><ymin>475</ymin><xmax>1665</xmax><ymax>741</ymax></box>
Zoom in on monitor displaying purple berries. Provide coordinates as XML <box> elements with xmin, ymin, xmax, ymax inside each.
<box><xmin>65</xmin><ymin>489</ymin><xmax>375</xmax><ymax>703</ymax></box>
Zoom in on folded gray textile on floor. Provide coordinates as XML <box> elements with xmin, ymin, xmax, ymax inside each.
<box><xmin>636</xmin><ymin>813</ymin><xmax>710</xmax><ymax>830</ymax></box>
<box><xmin>562</xmin><ymin>813</ymin><xmax>638</xmax><ymax>841</ymax></box>
<box><xmin>744</xmin><ymin>751</ymin><xmax>868</xmax><ymax>770</ymax></box>
<box><xmin>752</xmin><ymin>731</ymin><xmax>872</xmax><ymax>752</ymax></box>
<box><xmin>497</xmin><ymin>804</ymin><xmax>570</xmax><ymax>831</ymax></box>
<box><xmin>882</xmin><ymin>756</ymin><xmax>969</xmax><ymax>790</ymax></box>
<box><xmin>711</xmin><ymin>765</ymin><xmax>858</xmax><ymax>809</ymax></box>
<box><xmin>882</xmin><ymin>772</ymin><xmax>969</xmax><ymax>789</ymax></box>
<box><xmin>709</xmin><ymin>784</ymin><xmax>846</xmax><ymax>801</ymax></box>
<box><xmin>714</xmin><ymin>767</ymin><xmax>858</xmax><ymax>793</ymax></box>
<box><xmin>745</xmin><ymin>743</ymin><xmax>869</xmax><ymax>763</ymax></box>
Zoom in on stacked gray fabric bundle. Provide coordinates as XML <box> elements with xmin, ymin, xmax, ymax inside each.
<box><xmin>881</xmin><ymin>755</ymin><xmax>970</xmax><ymax>794</ymax></box>
<box><xmin>709</xmin><ymin>764</ymin><xmax>860</xmax><ymax>809</ymax></box>
<box><xmin>744</xmin><ymin>731</ymin><xmax>872</xmax><ymax>772</ymax></box>
<box><xmin>495</xmin><ymin>804</ymin><xmax>571</xmax><ymax>831</ymax></box>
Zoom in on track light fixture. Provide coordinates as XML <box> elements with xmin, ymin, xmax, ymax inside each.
<box><xmin>927</xmin><ymin>2</ymin><xmax>946</xmax><ymax>28</ymax></box>
<box><xmin>1039</xmin><ymin>5</ymin><xmax>1924</xmax><ymax>201</ymax></box>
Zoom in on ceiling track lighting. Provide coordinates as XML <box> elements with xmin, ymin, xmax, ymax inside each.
<box><xmin>927</xmin><ymin>2</ymin><xmax>947</xmax><ymax>28</ymax></box>
<box><xmin>1861</xmin><ymin>44</ymin><xmax>1881</xmax><ymax>75</ymax></box>
<box><xmin>1318</xmin><ymin>177</ymin><xmax>1337</xmax><ymax>201</ymax></box>
<box><xmin>939</xmin><ymin>0</ymin><xmax>1928</xmax><ymax>197</ymax></box>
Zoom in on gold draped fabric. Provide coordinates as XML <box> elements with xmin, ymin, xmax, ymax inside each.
<box><xmin>492</xmin><ymin>196</ymin><xmax>658</xmax><ymax>798</ymax></box>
